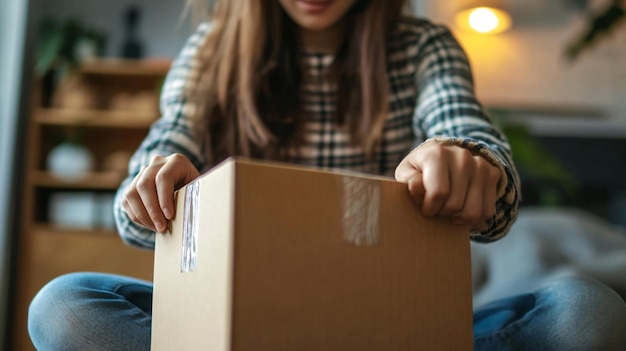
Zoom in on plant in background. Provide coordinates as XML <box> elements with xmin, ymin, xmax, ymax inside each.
<box><xmin>490</xmin><ymin>109</ymin><xmax>580</xmax><ymax>207</ymax></box>
<box><xmin>566</xmin><ymin>0</ymin><xmax>626</xmax><ymax>60</ymax></box>
<box><xmin>36</xmin><ymin>18</ymin><xmax>107</xmax><ymax>106</ymax></box>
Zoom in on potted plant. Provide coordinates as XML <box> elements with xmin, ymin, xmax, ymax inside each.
<box><xmin>36</xmin><ymin>18</ymin><xmax>107</xmax><ymax>107</ymax></box>
<box><xmin>490</xmin><ymin>109</ymin><xmax>580</xmax><ymax>207</ymax></box>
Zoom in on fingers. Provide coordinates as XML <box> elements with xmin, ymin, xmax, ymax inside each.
<box><xmin>439</xmin><ymin>152</ymin><xmax>471</xmax><ymax>217</ymax></box>
<box><xmin>123</xmin><ymin>158</ymin><xmax>167</xmax><ymax>232</ymax></box>
<box><xmin>122</xmin><ymin>197</ymin><xmax>155</xmax><ymax>231</ymax></box>
<box><xmin>123</xmin><ymin>167</ymin><xmax>158</xmax><ymax>232</ymax></box>
<box><xmin>396</xmin><ymin>154</ymin><xmax>427</xmax><ymax>206</ymax></box>
<box><xmin>454</xmin><ymin>165</ymin><xmax>484</xmax><ymax>226</ymax></box>
<box><xmin>420</xmin><ymin>155</ymin><xmax>449</xmax><ymax>217</ymax></box>
<box><xmin>137</xmin><ymin>163</ymin><xmax>169</xmax><ymax>232</ymax></box>
<box><xmin>450</xmin><ymin>156</ymin><xmax>499</xmax><ymax>229</ymax></box>
<box><xmin>155</xmin><ymin>154</ymin><xmax>195</xmax><ymax>220</ymax></box>
<box><xmin>395</xmin><ymin>142</ymin><xmax>502</xmax><ymax>232</ymax></box>
<box><xmin>406</xmin><ymin>171</ymin><xmax>425</xmax><ymax>207</ymax></box>
<box><xmin>394</xmin><ymin>157</ymin><xmax>417</xmax><ymax>183</ymax></box>
<box><xmin>121</xmin><ymin>153</ymin><xmax>200</xmax><ymax>232</ymax></box>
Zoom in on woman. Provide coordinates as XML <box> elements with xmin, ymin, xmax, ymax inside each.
<box><xmin>28</xmin><ymin>0</ymin><xmax>626</xmax><ymax>350</ymax></box>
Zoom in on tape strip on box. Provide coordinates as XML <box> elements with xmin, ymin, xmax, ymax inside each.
<box><xmin>340</xmin><ymin>176</ymin><xmax>381</xmax><ymax>246</ymax></box>
<box><xmin>181</xmin><ymin>179</ymin><xmax>200</xmax><ymax>273</ymax></box>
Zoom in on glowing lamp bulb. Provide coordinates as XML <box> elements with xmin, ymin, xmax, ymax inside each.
<box><xmin>455</xmin><ymin>6</ymin><xmax>512</xmax><ymax>34</ymax></box>
<box><xmin>469</xmin><ymin>8</ymin><xmax>500</xmax><ymax>33</ymax></box>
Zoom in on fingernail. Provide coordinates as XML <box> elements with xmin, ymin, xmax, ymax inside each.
<box><xmin>163</xmin><ymin>208</ymin><xmax>172</xmax><ymax>220</ymax></box>
<box><xmin>155</xmin><ymin>221</ymin><xmax>165</xmax><ymax>232</ymax></box>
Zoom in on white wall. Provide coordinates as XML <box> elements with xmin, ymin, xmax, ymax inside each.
<box><xmin>421</xmin><ymin>0</ymin><xmax>626</xmax><ymax>119</ymax></box>
<box><xmin>0</xmin><ymin>0</ymin><xmax>29</xmax><ymax>347</ymax></box>
<box><xmin>411</xmin><ymin>0</ymin><xmax>429</xmax><ymax>16</ymax></box>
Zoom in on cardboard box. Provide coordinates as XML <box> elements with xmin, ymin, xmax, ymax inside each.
<box><xmin>152</xmin><ymin>158</ymin><xmax>473</xmax><ymax>350</ymax></box>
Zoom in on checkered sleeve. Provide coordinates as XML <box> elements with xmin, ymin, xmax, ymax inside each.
<box><xmin>413</xmin><ymin>24</ymin><xmax>520</xmax><ymax>242</ymax></box>
<box><xmin>113</xmin><ymin>23</ymin><xmax>211</xmax><ymax>250</ymax></box>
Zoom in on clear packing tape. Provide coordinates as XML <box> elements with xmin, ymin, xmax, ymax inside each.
<box><xmin>339</xmin><ymin>176</ymin><xmax>381</xmax><ymax>246</ymax></box>
<box><xmin>179</xmin><ymin>173</ymin><xmax>381</xmax><ymax>272</ymax></box>
<box><xmin>181</xmin><ymin>179</ymin><xmax>200</xmax><ymax>273</ymax></box>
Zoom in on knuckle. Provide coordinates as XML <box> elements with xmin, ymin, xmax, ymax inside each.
<box><xmin>168</xmin><ymin>153</ymin><xmax>188</xmax><ymax>164</ymax></box>
<box><xmin>150</xmin><ymin>154</ymin><xmax>165</xmax><ymax>164</ymax></box>
<box><xmin>443</xmin><ymin>200</ymin><xmax>464</xmax><ymax>213</ymax></box>
<box><xmin>136</xmin><ymin>177</ymin><xmax>154</xmax><ymax>192</ymax></box>
<box><xmin>123</xmin><ymin>187</ymin><xmax>139</xmax><ymax>201</ymax></box>
<box><xmin>154</xmin><ymin>170</ymin><xmax>169</xmax><ymax>184</ymax></box>
<box><xmin>422</xmin><ymin>145</ymin><xmax>444</xmax><ymax>162</ymax></box>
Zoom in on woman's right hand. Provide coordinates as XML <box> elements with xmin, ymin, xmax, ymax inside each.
<box><xmin>122</xmin><ymin>153</ymin><xmax>200</xmax><ymax>232</ymax></box>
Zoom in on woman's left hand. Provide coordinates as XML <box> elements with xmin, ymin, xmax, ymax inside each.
<box><xmin>394</xmin><ymin>142</ymin><xmax>501</xmax><ymax>231</ymax></box>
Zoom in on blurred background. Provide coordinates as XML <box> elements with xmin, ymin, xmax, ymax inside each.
<box><xmin>1</xmin><ymin>0</ymin><xmax>625</xmax><ymax>349</ymax></box>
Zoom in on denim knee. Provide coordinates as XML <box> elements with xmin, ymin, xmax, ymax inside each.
<box><xmin>475</xmin><ymin>276</ymin><xmax>626</xmax><ymax>351</ymax></box>
<box><xmin>29</xmin><ymin>272</ymin><xmax>152</xmax><ymax>351</ymax></box>
<box><xmin>539</xmin><ymin>276</ymin><xmax>626</xmax><ymax>351</ymax></box>
<box><xmin>28</xmin><ymin>272</ymin><xmax>95</xmax><ymax>350</ymax></box>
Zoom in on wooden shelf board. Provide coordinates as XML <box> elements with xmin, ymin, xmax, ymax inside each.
<box><xmin>35</xmin><ymin>108</ymin><xmax>156</xmax><ymax>128</ymax></box>
<box><xmin>33</xmin><ymin>223</ymin><xmax>118</xmax><ymax>236</ymax></box>
<box><xmin>33</xmin><ymin>170</ymin><xmax>124</xmax><ymax>190</ymax></box>
<box><xmin>80</xmin><ymin>58</ymin><xmax>172</xmax><ymax>76</ymax></box>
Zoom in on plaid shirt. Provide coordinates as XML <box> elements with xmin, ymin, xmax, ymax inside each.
<box><xmin>114</xmin><ymin>17</ymin><xmax>520</xmax><ymax>250</ymax></box>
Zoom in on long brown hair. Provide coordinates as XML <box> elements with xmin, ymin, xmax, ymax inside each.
<box><xmin>188</xmin><ymin>0</ymin><xmax>407</xmax><ymax>162</ymax></box>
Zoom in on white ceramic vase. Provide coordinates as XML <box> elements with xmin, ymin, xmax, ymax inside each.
<box><xmin>47</xmin><ymin>142</ymin><xmax>95</xmax><ymax>181</ymax></box>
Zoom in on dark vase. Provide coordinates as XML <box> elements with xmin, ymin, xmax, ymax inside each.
<box><xmin>120</xmin><ymin>6</ymin><xmax>144</xmax><ymax>59</ymax></box>
<box><xmin>41</xmin><ymin>68</ymin><xmax>58</xmax><ymax>108</ymax></box>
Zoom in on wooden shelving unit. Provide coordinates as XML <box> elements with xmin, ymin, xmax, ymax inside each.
<box><xmin>35</xmin><ymin>108</ymin><xmax>157</xmax><ymax>129</ymax></box>
<box><xmin>12</xmin><ymin>59</ymin><xmax>171</xmax><ymax>351</ymax></box>
<box><xmin>32</xmin><ymin>223</ymin><xmax>119</xmax><ymax>236</ymax></box>
<box><xmin>80</xmin><ymin>58</ymin><xmax>172</xmax><ymax>76</ymax></box>
<box><xmin>32</xmin><ymin>170</ymin><xmax>125</xmax><ymax>190</ymax></box>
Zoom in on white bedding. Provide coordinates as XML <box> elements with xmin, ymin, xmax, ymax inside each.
<box><xmin>471</xmin><ymin>208</ymin><xmax>626</xmax><ymax>308</ymax></box>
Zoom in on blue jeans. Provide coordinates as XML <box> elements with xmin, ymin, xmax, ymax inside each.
<box><xmin>29</xmin><ymin>273</ymin><xmax>626</xmax><ymax>351</ymax></box>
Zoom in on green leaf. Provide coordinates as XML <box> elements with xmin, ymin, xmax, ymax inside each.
<box><xmin>35</xmin><ymin>20</ymin><xmax>64</xmax><ymax>76</ymax></box>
